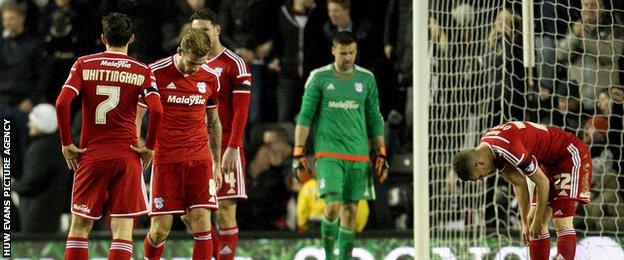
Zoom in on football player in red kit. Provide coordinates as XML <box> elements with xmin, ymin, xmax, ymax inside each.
<box><xmin>139</xmin><ymin>28</ymin><xmax>223</xmax><ymax>260</ymax></box>
<box><xmin>189</xmin><ymin>9</ymin><xmax>251</xmax><ymax>260</ymax></box>
<box><xmin>55</xmin><ymin>13</ymin><xmax>163</xmax><ymax>260</ymax></box>
<box><xmin>453</xmin><ymin>121</ymin><xmax>591</xmax><ymax>260</ymax></box>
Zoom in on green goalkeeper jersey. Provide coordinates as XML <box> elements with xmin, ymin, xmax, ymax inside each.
<box><xmin>297</xmin><ymin>63</ymin><xmax>384</xmax><ymax>161</ymax></box>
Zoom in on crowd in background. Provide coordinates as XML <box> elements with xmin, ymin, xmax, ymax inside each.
<box><xmin>430</xmin><ymin>0</ymin><xmax>624</xmax><ymax>234</ymax></box>
<box><xmin>0</xmin><ymin>0</ymin><xmax>413</xmax><ymax>234</ymax></box>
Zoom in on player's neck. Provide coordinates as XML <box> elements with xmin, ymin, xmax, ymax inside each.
<box><xmin>476</xmin><ymin>143</ymin><xmax>494</xmax><ymax>159</ymax></box>
<box><xmin>209</xmin><ymin>44</ymin><xmax>225</xmax><ymax>59</ymax></box>
<box><xmin>106</xmin><ymin>46</ymin><xmax>128</xmax><ymax>54</ymax></box>
<box><xmin>334</xmin><ymin>62</ymin><xmax>354</xmax><ymax>74</ymax></box>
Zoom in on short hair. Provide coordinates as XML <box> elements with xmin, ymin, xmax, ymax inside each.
<box><xmin>328</xmin><ymin>0</ymin><xmax>350</xmax><ymax>9</ymax></box>
<box><xmin>452</xmin><ymin>149</ymin><xmax>475</xmax><ymax>181</ymax></box>
<box><xmin>1</xmin><ymin>2</ymin><xmax>25</xmax><ymax>17</ymax></box>
<box><xmin>332</xmin><ymin>31</ymin><xmax>357</xmax><ymax>46</ymax></box>
<box><xmin>190</xmin><ymin>8</ymin><xmax>219</xmax><ymax>25</ymax></box>
<box><xmin>180</xmin><ymin>28</ymin><xmax>211</xmax><ymax>57</ymax></box>
<box><xmin>102</xmin><ymin>12</ymin><xmax>133</xmax><ymax>47</ymax></box>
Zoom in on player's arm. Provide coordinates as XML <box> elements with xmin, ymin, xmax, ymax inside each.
<box><xmin>528</xmin><ymin>167</ymin><xmax>550</xmax><ymax>238</ymax></box>
<box><xmin>207</xmin><ymin>106</ymin><xmax>223</xmax><ymax>190</ymax></box>
<box><xmin>365</xmin><ymin>78</ymin><xmax>388</xmax><ymax>183</ymax></box>
<box><xmin>293</xmin><ymin>72</ymin><xmax>322</xmax><ymax>183</ymax></box>
<box><xmin>136</xmin><ymin>106</ymin><xmax>147</xmax><ymax>140</ymax></box>
<box><xmin>222</xmin><ymin>76</ymin><xmax>252</xmax><ymax>175</ymax></box>
<box><xmin>500</xmin><ymin>164</ymin><xmax>531</xmax><ymax>244</ymax></box>
<box><xmin>55</xmin><ymin>60</ymin><xmax>86</xmax><ymax>171</ymax></box>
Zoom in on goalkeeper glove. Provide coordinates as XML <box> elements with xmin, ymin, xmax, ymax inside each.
<box><xmin>292</xmin><ymin>146</ymin><xmax>312</xmax><ymax>183</ymax></box>
<box><xmin>374</xmin><ymin>146</ymin><xmax>389</xmax><ymax>184</ymax></box>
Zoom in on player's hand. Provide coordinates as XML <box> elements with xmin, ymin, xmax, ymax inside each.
<box><xmin>130</xmin><ymin>145</ymin><xmax>154</xmax><ymax>170</ymax></box>
<box><xmin>292</xmin><ymin>146</ymin><xmax>312</xmax><ymax>183</ymax></box>
<box><xmin>522</xmin><ymin>222</ymin><xmax>530</xmax><ymax>245</ymax></box>
<box><xmin>374</xmin><ymin>147</ymin><xmax>389</xmax><ymax>184</ymax></box>
<box><xmin>530</xmin><ymin>219</ymin><xmax>545</xmax><ymax>239</ymax></box>
<box><xmin>61</xmin><ymin>144</ymin><xmax>86</xmax><ymax>171</ymax></box>
<box><xmin>213</xmin><ymin>165</ymin><xmax>223</xmax><ymax>192</ymax></box>
<box><xmin>221</xmin><ymin>147</ymin><xmax>238</xmax><ymax>177</ymax></box>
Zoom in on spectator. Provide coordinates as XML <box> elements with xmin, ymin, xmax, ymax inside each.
<box><xmin>161</xmin><ymin>0</ymin><xmax>207</xmax><ymax>54</ymax></box>
<box><xmin>14</xmin><ymin>104</ymin><xmax>70</xmax><ymax>233</ymax></box>
<box><xmin>219</xmin><ymin>0</ymin><xmax>280</xmax><ymax>124</ymax></box>
<box><xmin>581</xmin><ymin>117</ymin><xmax>624</xmax><ymax>232</ymax></box>
<box><xmin>271</xmin><ymin>0</ymin><xmax>329</xmax><ymax>122</ymax></box>
<box><xmin>383</xmin><ymin>0</ymin><xmax>412</xmax><ymax>117</ymax></box>
<box><xmin>486</xmin><ymin>8</ymin><xmax>527</xmax><ymax>122</ymax></box>
<box><xmin>239</xmin><ymin>126</ymin><xmax>292</xmax><ymax>230</ymax></box>
<box><xmin>544</xmin><ymin>80</ymin><xmax>583</xmax><ymax>135</ymax></box>
<box><xmin>556</xmin><ymin>0</ymin><xmax>624</xmax><ymax>111</ymax></box>
<box><xmin>0</xmin><ymin>2</ymin><xmax>46</xmax><ymax>179</ymax></box>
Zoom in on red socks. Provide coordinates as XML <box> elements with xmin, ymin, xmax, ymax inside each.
<box><xmin>556</xmin><ymin>229</ymin><xmax>576</xmax><ymax>260</ymax></box>
<box><xmin>217</xmin><ymin>227</ymin><xmax>239</xmax><ymax>260</ymax></box>
<box><xmin>65</xmin><ymin>237</ymin><xmax>88</xmax><ymax>260</ymax></box>
<box><xmin>193</xmin><ymin>231</ymin><xmax>213</xmax><ymax>260</ymax></box>
<box><xmin>109</xmin><ymin>239</ymin><xmax>133</xmax><ymax>260</ymax></box>
<box><xmin>529</xmin><ymin>234</ymin><xmax>551</xmax><ymax>260</ymax></box>
<box><xmin>143</xmin><ymin>234</ymin><xmax>165</xmax><ymax>260</ymax></box>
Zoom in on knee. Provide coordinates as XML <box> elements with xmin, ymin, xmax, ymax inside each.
<box><xmin>553</xmin><ymin>217</ymin><xmax>574</xmax><ymax>231</ymax></box>
<box><xmin>325</xmin><ymin>202</ymin><xmax>341</xmax><ymax>220</ymax></box>
<box><xmin>150</xmin><ymin>226</ymin><xmax>171</xmax><ymax>243</ymax></box>
<box><xmin>69</xmin><ymin>216</ymin><xmax>93</xmax><ymax>235</ymax></box>
<box><xmin>340</xmin><ymin>204</ymin><xmax>358</xmax><ymax>221</ymax></box>
<box><xmin>217</xmin><ymin>201</ymin><xmax>237</xmax><ymax>228</ymax></box>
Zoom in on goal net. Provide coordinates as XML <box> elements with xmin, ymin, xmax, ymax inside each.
<box><xmin>428</xmin><ymin>0</ymin><xmax>624</xmax><ymax>258</ymax></box>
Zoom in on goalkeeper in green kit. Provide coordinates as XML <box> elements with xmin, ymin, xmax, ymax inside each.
<box><xmin>293</xmin><ymin>31</ymin><xmax>389</xmax><ymax>260</ymax></box>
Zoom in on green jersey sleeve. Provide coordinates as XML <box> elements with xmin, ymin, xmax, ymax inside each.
<box><xmin>297</xmin><ymin>72</ymin><xmax>321</xmax><ymax>126</ymax></box>
<box><xmin>365</xmin><ymin>76</ymin><xmax>384</xmax><ymax>137</ymax></box>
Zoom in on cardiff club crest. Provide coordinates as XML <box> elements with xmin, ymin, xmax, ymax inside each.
<box><xmin>354</xmin><ymin>82</ymin><xmax>363</xmax><ymax>92</ymax></box>
<box><xmin>197</xmin><ymin>82</ymin><xmax>207</xmax><ymax>93</ymax></box>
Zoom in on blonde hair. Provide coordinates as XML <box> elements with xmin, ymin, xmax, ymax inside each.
<box><xmin>488</xmin><ymin>8</ymin><xmax>521</xmax><ymax>49</ymax></box>
<box><xmin>180</xmin><ymin>28</ymin><xmax>211</xmax><ymax>57</ymax></box>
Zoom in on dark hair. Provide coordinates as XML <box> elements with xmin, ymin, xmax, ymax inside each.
<box><xmin>452</xmin><ymin>149</ymin><xmax>474</xmax><ymax>181</ymax></box>
<box><xmin>190</xmin><ymin>8</ymin><xmax>219</xmax><ymax>25</ymax></box>
<box><xmin>328</xmin><ymin>0</ymin><xmax>350</xmax><ymax>9</ymax></box>
<box><xmin>102</xmin><ymin>12</ymin><xmax>133</xmax><ymax>47</ymax></box>
<box><xmin>332</xmin><ymin>31</ymin><xmax>357</xmax><ymax>46</ymax></box>
<box><xmin>180</xmin><ymin>28</ymin><xmax>211</xmax><ymax>57</ymax></box>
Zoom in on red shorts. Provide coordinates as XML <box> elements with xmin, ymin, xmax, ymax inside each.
<box><xmin>149</xmin><ymin>160</ymin><xmax>218</xmax><ymax>215</ymax></box>
<box><xmin>531</xmin><ymin>142</ymin><xmax>592</xmax><ymax>218</ymax></box>
<box><xmin>217</xmin><ymin>146</ymin><xmax>247</xmax><ymax>200</ymax></box>
<box><xmin>72</xmin><ymin>156</ymin><xmax>148</xmax><ymax>219</ymax></box>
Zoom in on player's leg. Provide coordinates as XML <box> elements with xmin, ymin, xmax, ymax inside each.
<box><xmin>216</xmin><ymin>199</ymin><xmax>238</xmax><ymax>259</ymax></box>
<box><xmin>337</xmin><ymin>202</ymin><xmax>358</xmax><ymax>260</ymax></box>
<box><xmin>144</xmin><ymin>214</ymin><xmax>173</xmax><ymax>260</ymax></box>
<box><xmin>551</xmin><ymin>200</ymin><xmax>579</xmax><ymax>260</ymax></box>
<box><xmin>187</xmin><ymin>207</ymin><xmax>214</xmax><ymax>259</ymax></box>
<box><xmin>66</xmin><ymin>214</ymin><xmax>94</xmax><ymax>260</ymax></box>
<box><xmin>108</xmin><ymin>157</ymin><xmax>148</xmax><ymax>260</ymax></box>
<box><xmin>66</xmin><ymin>161</ymin><xmax>109</xmax><ymax>260</ymax></box>
<box><xmin>186</xmin><ymin>160</ymin><xmax>219</xmax><ymax>259</ymax></box>
<box><xmin>317</xmin><ymin>157</ymin><xmax>345</xmax><ymax>260</ymax></box>
<box><xmin>109</xmin><ymin>217</ymin><xmax>134</xmax><ymax>260</ymax></box>
<box><xmin>528</xmin><ymin>205</ymin><xmax>552</xmax><ymax>260</ymax></box>
<box><xmin>336</xmin><ymin>160</ymin><xmax>369</xmax><ymax>260</ymax></box>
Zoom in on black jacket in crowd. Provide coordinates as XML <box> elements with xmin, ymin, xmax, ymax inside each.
<box><xmin>0</xmin><ymin>33</ymin><xmax>45</xmax><ymax>107</ymax></box>
<box><xmin>274</xmin><ymin>1</ymin><xmax>330</xmax><ymax>80</ymax></box>
<box><xmin>14</xmin><ymin>133</ymin><xmax>71</xmax><ymax>233</ymax></box>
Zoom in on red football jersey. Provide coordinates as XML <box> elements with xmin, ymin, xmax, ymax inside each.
<box><xmin>207</xmin><ymin>48</ymin><xmax>251</xmax><ymax>148</ymax></box>
<box><xmin>63</xmin><ymin>51</ymin><xmax>157</xmax><ymax>163</ymax></box>
<box><xmin>148</xmin><ymin>55</ymin><xmax>220</xmax><ymax>164</ymax></box>
<box><xmin>479</xmin><ymin>121</ymin><xmax>580</xmax><ymax>177</ymax></box>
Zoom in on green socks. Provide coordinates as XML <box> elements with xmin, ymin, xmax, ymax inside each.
<box><xmin>321</xmin><ymin>216</ymin><xmax>339</xmax><ymax>260</ymax></box>
<box><xmin>337</xmin><ymin>227</ymin><xmax>355</xmax><ymax>260</ymax></box>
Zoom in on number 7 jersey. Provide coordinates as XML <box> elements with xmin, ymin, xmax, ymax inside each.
<box><xmin>63</xmin><ymin>51</ymin><xmax>156</xmax><ymax>163</ymax></box>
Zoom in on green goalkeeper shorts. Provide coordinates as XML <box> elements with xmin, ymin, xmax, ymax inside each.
<box><xmin>316</xmin><ymin>156</ymin><xmax>375</xmax><ymax>203</ymax></box>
